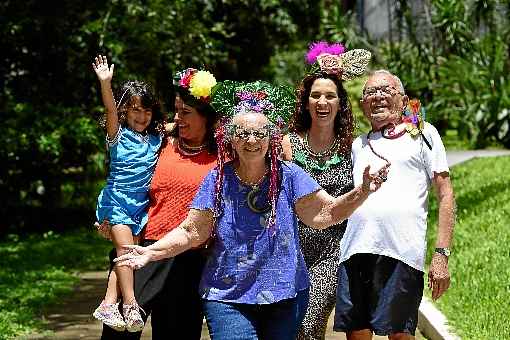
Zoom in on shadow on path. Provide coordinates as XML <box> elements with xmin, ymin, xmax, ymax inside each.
<box><xmin>24</xmin><ymin>271</ymin><xmax>210</xmax><ymax>340</ymax></box>
<box><xmin>25</xmin><ymin>272</ymin><xmax>122</xmax><ymax>340</ymax></box>
<box><xmin>25</xmin><ymin>272</ymin><xmax>419</xmax><ymax>339</ymax></box>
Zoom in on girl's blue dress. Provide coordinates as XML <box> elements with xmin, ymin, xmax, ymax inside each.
<box><xmin>96</xmin><ymin>126</ymin><xmax>162</xmax><ymax>235</ymax></box>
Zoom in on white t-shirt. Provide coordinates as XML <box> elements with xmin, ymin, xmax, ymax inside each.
<box><xmin>339</xmin><ymin>122</ymin><xmax>449</xmax><ymax>271</ymax></box>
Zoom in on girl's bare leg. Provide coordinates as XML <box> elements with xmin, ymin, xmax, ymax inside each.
<box><xmin>103</xmin><ymin>270</ymin><xmax>119</xmax><ymax>304</ymax></box>
<box><xmin>110</xmin><ymin>224</ymin><xmax>136</xmax><ymax>303</ymax></box>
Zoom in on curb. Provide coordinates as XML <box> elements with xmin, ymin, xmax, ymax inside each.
<box><xmin>418</xmin><ymin>296</ymin><xmax>460</xmax><ymax>340</ymax></box>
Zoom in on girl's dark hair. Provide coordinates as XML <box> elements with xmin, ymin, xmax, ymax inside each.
<box><xmin>115</xmin><ymin>80</ymin><xmax>166</xmax><ymax>135</ymax></box>
<box><xmin>290</xmin><ymin>72</ymin><xmax>354</xmax><ymax>154</ymax></box>
<box><xmin>100</xmin><ymin>81</ymin><xmax>165</xmax><ymax>175</ymax></box>
<box><xmin>168</xmin><ymin>93</ymin><xmax>219</xmax><ymax>153</ymax></box>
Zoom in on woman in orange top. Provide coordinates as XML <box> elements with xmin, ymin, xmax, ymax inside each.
<box><xmin>101</xmin><ymin>68</ymin><xmax>219</xmax><ymax>339</ymax></box>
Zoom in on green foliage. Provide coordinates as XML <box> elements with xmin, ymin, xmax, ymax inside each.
<box><xmin>265</xmin><ymin>44</ymin><xmax>307</xmax><ymax>87</ymax></box>
<box><xmin>1</xmin><ymin>0</ymin><xmax>318</xmax><ymax>232</ymax></box>
<box><xmin>0</xmin><ymin>230</ymin><xmax>111</xmax><ymax>338</ymax></box>
<box><xmin>343</xmin><ymin>76</ymin><xmax>371</xmax><ymax>136</ymax></box>
<box><xmin>2</xmin><ymin>1</ymin><xmax>110</xmax><ymax>232</ymax></box>
<box><xmin>319</xmin><ymin>4</ymin><xmax>373</xmax><ymax>53</ymax></box>
<box><xmin>3</xmin><ymin>94</ymin><xmax>104</xmax><ymax>225</ymax></box>
<box><xmin>437</xmin><ymin>35</ymin><xmax>510</xmax><ymax>147</ymax></box>
<box><xmin>211</xmin><ymin>0</ymin><xmax>319</xmax><ymax>80</ymax></box>
<box><xmin>83</xmin><ymin>0</ymin><xmax>229</xmax><ymax>86</ymax></box>
<box><xmin>426</xmin><ymin>157</ymin><xmax>510</xmax><ymax>339</ymax></box>
<box><xmin>377</xmin><ymin>0</ymin><xmax>510</xmax><ymax>148</ymax></box>
<box><xmin>3</xmin><ymin>0</ymin><xmax>509</xmax><ymax>233</ymax></box>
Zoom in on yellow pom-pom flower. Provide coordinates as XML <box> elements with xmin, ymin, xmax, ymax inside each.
<box><xmin>189</xmin><ymin>71</ymin><xmax>217</xmax><ymax>99</ymax></box>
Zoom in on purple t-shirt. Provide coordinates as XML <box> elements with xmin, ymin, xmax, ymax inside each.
<box><xmin>191</xmin><ymin>161</ymin><xmax>320</xmax><ymax>304</ymax></box>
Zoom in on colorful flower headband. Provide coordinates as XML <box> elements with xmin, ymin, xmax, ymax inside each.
<box><xmin>173</xmin><ymin>68</ymin><xmax>217</xmax><ymax>106</ymax></box>
<box><xmin>305</xmin><ymin>41</ymin><xmax>371</xmax><ymax>81</ymax></box>
<box><xmin>234</xmin><ymin>91</ymin><xmax>274</xmax><ymax>115</ymax></box>
<box><xmin>211</xmin><ymin>80</ymin><xmax>294</xmax><ymax>126</ymax></box>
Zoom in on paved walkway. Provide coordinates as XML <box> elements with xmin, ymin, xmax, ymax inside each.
<box><xmin>26</xmin><ymin>272</ymin><xmax>422</xmax><ymax>340</ymax></box>
<box><xmin>25</xmin><ymin>150</ymin><xmax>510</xmax><ymax>339</ymax></box>
<box><xmin>446</xmin><ymin>149</ymin><xmax>510</xmax><ymax>167</ymax></box>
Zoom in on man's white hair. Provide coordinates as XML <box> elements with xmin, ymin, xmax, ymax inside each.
<box><xmin>363</xmin><ymin>69</ymin><xmax>405</xmax><ymax>94</ymax></box>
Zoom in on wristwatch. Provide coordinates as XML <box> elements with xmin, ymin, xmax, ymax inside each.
<box><xmin>435</xmin><ymin>247</ymin><xmax>451</xmax><ymax>257</ymax></box>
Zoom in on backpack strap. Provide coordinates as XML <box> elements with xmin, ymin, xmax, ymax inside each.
<box><xmin>420</xmin><ymin>131</ymin><xmax>432</xmax><ymax>150</ymax></box>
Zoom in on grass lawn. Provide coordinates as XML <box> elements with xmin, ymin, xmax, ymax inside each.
<box><xmin>0</xmin><ymin>229</ymin><xmax>110</xmax><ymax>339</ymax></box>
<box><xmin>426</xmin><ymin>156</ymin><xmax>510</xmax><ymax>339</ymax></box>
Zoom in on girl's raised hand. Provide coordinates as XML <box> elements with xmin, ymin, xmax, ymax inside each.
<box><xmin>92</xmin><ymin>55</ymin><xmax>114</xmax><ymax>83</ymax></box>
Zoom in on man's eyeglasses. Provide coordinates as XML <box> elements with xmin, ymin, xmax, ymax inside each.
<box><xmin>232</xmin><ymin>126</ymin><xmax>270</xmax><ymax>141</ymax></box>
<box><xmin>363</xmin><ymin>85</ymin><xmax>403</xmax><ymax>98</ymax></box>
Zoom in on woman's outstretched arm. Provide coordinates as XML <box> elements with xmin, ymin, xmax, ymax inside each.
<box><xmin>115</xmin><ymin>209</ymin><xmax>214</xmax><ymax>269</ymax></box>
<box><xmin>295</xmin><ymin>165</ymin><xmax>388</xmax><ymax>229</ymax></box>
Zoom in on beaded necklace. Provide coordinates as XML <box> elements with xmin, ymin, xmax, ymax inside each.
<box><xmin>366</xmin><ymin>124</ymin><xmax>405</xmax><ymax>166</ymax></box>
<box><xmin>303</xmin><ymin>131</ymin><xmax>340</xmax><ymax>159</ymax></box>
<box><xmin>233</xmin><ymin>166</ymin><xmax>270</xmax><ymax>214</ymax></box>
<box><xmin>177</xmin><ymin>138</ymin><xmax>208</xmax><ymax>156</ymax></box>
<box><xmin>294</xmin><ymin>132</ymin><xmax>343</xmax><ymax>171</ymax></box>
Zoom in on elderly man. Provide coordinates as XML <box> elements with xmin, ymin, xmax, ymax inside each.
<box><xmin>333</xmin><ymin>70</ymin><xmax>455</xmax><ymax>340</ymax></box>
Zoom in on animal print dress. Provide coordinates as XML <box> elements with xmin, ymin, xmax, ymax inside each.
<box><xmin>290</xmin><ymin>132</ymin><xmax>354</xmax><ymax>340</ymax></box>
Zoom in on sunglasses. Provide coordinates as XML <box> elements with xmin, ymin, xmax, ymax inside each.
<box><xmin>232</xmin><ymin>125</ymin><xmax>270</xmax><ymax>141</ymax></box>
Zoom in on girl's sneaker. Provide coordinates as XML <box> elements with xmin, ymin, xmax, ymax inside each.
<box><xmin>93</xmin><ymin>301</ymin><xmax>126</xmax><ymax>331</ymax></box>
<box><xmin>122</xmin><ymin>302</ymin><xmax>145</xmax><ymax>332</ymax></box>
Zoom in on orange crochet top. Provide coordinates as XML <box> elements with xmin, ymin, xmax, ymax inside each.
<box><xmin>144</xmin><ymin>139</ymin><xmax>217</xmax><ymax>241</ymax></box>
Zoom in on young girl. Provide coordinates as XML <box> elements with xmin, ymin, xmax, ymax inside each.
<box><xmin>91</xmin><ymin>55</ymin><xmax>164</xmax><ymax>332</ymax></box>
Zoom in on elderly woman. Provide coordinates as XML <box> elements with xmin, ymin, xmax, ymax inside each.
<box><xmin>100</xmin><ymin>68</ymin><xmax>219</xmax><ymax>339</ymax></box>
<box><xmin>115</xmin><ymin>81</ymin><xmax>388</xmax><ymax>340</ymax></box>
<box><xmin>282</xmin><ymin>42</ymin><xmax>371</xmax><ymax>339</ymax></box>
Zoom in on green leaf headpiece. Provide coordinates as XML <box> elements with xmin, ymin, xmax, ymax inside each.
<box><xmin>210</xmin><ymin>80</ymin><xmax>295</xmax><ymax>126</ymax></box>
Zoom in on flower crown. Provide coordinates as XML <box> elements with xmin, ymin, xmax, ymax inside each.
<box><xmin>210</xmin><ymin>80</ymin><xmax>294</xmax><ymax>126</ymax></box>
<box><xmin>173</xmin><ymin>68</ymin><xmax>217</xmax><ymax>106</ymax></box>
<box><xmin>234</xmin><ymin>91</ymin><xmax>274</xmax><ymax>115</ymax></box>
<box><xmin>305</xmin><ymin>41</ymin><xmax>371</xmax><ymax>81</ymax></box>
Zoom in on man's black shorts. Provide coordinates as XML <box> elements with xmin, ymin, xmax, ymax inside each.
<box><xmin>333</xmin><ymin>253</ymin><xmax>424</xmax><ymax>336</ymax></box>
